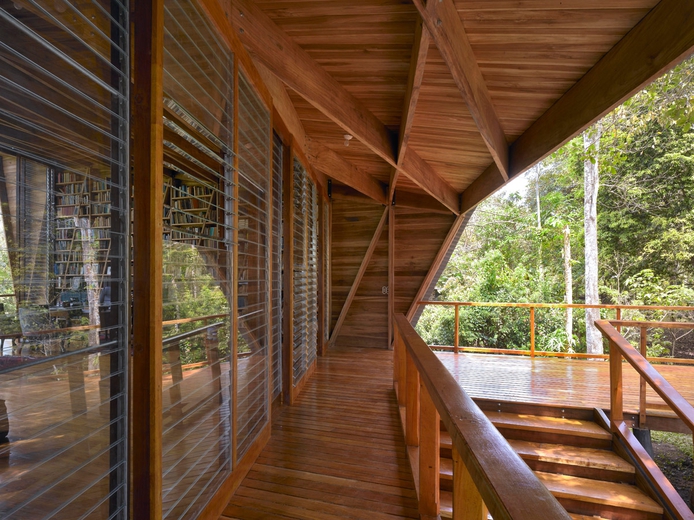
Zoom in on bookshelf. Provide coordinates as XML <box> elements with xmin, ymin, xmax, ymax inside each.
<box><xmin>167</xmin><ymin>177</ymin><xmax>218</xmax><ymax>248</ymax></box>
<box><xmin>53</xmin><ymin>172</ymin><xmax>111</xmax><ymax>302</ymax></box>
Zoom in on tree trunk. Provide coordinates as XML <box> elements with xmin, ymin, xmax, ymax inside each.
<box><xmin>563</xmin><ymin>225</ymin><xmax>573</xmax><ymax>352</ymax></box>
<box><xmin>584</xmin><ymin>124</ymin><xmax>602</xmax><ymax>355</ymax></box>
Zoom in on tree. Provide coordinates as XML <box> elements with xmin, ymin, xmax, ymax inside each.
<box><xmin>584</xmin><ymin>123</ymin><xmax>602</xmax><ymax>355</ymax></box>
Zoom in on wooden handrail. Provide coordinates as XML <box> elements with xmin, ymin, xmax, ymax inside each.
<box><xmin>595</xmin><ymin>320</ymin><xmax>694</xmax><ymax>432</ymax></box>
<box><xmin>394</xmin><ymin>314</ymin><xmax>570</xmax><ymax>520</ymax></box>
<box><xmin>162</xmin><ymin>312</ymin><xmax>228</xmax><ymax>327</ymax></box>
<box><xmin>609</xmin><ymin>319</ymin><xmax>694</xmax><ymax>329</ymax></box>
<box><xmin>417</xmin><ymin>301</ymin><xmax>694</xmax><ymax>364</ymax></box>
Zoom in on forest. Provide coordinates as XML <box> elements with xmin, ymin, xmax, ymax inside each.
<box><xmin>417</xmin><ymin>56</ymin><xmax>694</xmax><ymax>358</ymax></box>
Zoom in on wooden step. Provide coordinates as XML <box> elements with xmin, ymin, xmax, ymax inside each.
<box><xmin>440</xmin><ymin>490</ymin><xmax>452</xmax><ymax>519</ymax></box>
<box><xmin>536</xmin><ymin>471</ymin><xmax>664</xmax><ymax>517</ymax></box>
<box><xmin>440</xmin><ymin>430</ymin><xmax>452</xmax><ymax>459</ymax></box>
<box><xmin>508</xmin><ymin>439</ymin><xmax>635</xmax><ymax>483</ymax></box>
<box><xmin>485</xmin><ymin>411</ymin><xmax>612</xmax><ymax>449</ymax></box>
<box><xmin>440</xmin><ymin>457</ymin><xmax>453</xmax><ymax>491</ymax></box>
<box><xmin>569</xmin><ymin>515</ymin><xmax>610</xmax><ymax>520</ymax></box>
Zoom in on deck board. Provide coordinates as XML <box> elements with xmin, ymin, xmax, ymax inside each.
<box><xmin>437</xmin><ymin>352</ymin><xmax>694</xmax><ymax>414</ymax></box>
<box><xmin>221</xmin><ymin>346</ymin><xmax>419</xmax><ymax>520</ymax></box>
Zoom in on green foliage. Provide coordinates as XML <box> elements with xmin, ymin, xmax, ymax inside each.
<box><xmin>417</xmin><ymin>55</ymin><xmax>694</xmax><ymax>357</ymax></box>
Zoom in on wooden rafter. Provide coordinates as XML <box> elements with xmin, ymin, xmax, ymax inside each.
<box><xmin>307</xmin><ymin>139</ymin><xmax>388</xmax><ymax>205</ymax></box>
<box><xmin>230</xmin><ymin>0</ymin><xmax>460</xmax><ymax>215</ymax></box>
<box><xmin>257</xmin><ymin>50</ymin><xmax>387</xmax><ymax>205</ymax></box>
<box><xmin>461</xmin><ymin>0</ymin><xmax>694</xmax><ymax>214</ymax></box>
<box><xmin>413</xmin><ymin>0</ymin><xmax>509</xmax><ymax>180</ymax></box>
<box><xmin>390</xmin><ymin>17</ymin><xmax>431</xmax><ymax>203</ymax></box>
<box><xmin>406</xmin><ymin>210</ymin><xmax>471</xmax><ymax>322</ymax></box>
<box><xmin>328</xmin><ymin>207</ymin><xmax>389</xmax><ymax>348</ymax></box>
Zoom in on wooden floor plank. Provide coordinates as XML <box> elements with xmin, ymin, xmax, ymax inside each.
<box><xmin>437</xmin><ymin>352</ymin><xmax>694</xmax><ymax>414</ymax></box>
<box><xmin>222</xmin><ymin>346</ymin><xmax>418</xmax><ymax>519</ymax></box>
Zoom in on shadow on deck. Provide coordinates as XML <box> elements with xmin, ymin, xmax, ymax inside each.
<box><xmin>221</xmin><ymin>346</ymin><xmax>419</xmax><ymax>519</ymax></box>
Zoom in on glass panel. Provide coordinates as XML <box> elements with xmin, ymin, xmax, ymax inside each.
<box><xmin>271</xmin><ymin>132</ymin><xmax>282</xmax><ymax>400</ymax></box>
<box><xmin>162</xmin><ymin>0</ymin><xmax>234</xmax><ymax>517</ymax></box>
<box><xmin>292</xmin><ymin>159</ymin><xmax>318</xmax><ymax>385</ymax></box>
<box><xmin>236</xmin><ymin>72</ymin><xmax>270</xmax><ymax>460</ymax></box>
<box><xmin>0</xmin><ymin>0</ymin><xmax>129</xmax><ymax>517</ymax></box>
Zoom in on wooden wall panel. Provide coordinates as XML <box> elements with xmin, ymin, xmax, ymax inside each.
<box><xmin>329</xmin><ymin>201</ymin><xmax>455</xmax><ymax>349</ymax></box>
<box><xmin>394</xmin><ymin>207</ymin><xmax>455</xmax><ymax>316</ymax></box>
<box><xmin>330</xmin><ymin>200</ymin><xmax>384</xmax><ymax>332</ymax></box>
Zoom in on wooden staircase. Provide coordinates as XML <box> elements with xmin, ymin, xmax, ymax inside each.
<box><xmin>439</xmin><ymin>404</ymin><xmax>665</xmax><ymax>520</ymax></box>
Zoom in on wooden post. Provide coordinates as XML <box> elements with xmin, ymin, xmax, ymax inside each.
<box><xmin>419</xmin><ymin>382</ymin><xmax>440</xmax><ymax>519</ymax></box>
<box><xmin>454</xmin><ymin>304</ymin><xmax>459</xmax><ymax>354</ymax></box>
<box><xmin>393</xmin><ymin>323</ymin><xmax>400</xmax><ymax>393</ymax></box>
<box><xmin>388</xmin><ymin>204</ymin><xmax>395</xmax><ymax>349</ymax></box>
<box><xmin>609</xmin><ymin>340</ymin><xmax>623</xmax><ymax>430</ymax></box>
<box><xmin>616</xmin><ymin>307</ymin><xmax>622</xmax><ymax>334</ymax></box>
<box><xmin>529</xmin><ymin>307</ymin><xmax>535</xmax><ymax>358</ymax></box>
<box><xmin>639</xmin><ymin>326</ymin><xmax>647</xmax><ymax>428</ymax></box>
<box><xmin>132</xmin><ymin>0</ymin><xmax>164</xmax><ymax>515</ymax></box>
<box><xmin>405</xmin><ymin>350</ymin><xmax>420</xmax><ymax>447</ymax></box>
<box><xmin>453</xmin><ymin>446</ymin><xmax>488</xmax><ymax>520</ymax></box>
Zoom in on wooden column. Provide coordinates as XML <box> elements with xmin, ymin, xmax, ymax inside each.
<box><xmin>132</xmin><ymin>0</ymin><xmax>164</xmax><ymax>515</ymax></box>
<box><xmin>453</xmin><ymin>447</ymin><xmax>488</xmax><ymax>520</ymax></box>
<box><xmin>405</xmin><ymin>350</ymin><xmax>420</xmax><ymax>446</ymax></box>
<box><xmin>419</xmin><ymin>382</ymin><xmax>440</xmax><ymax>519</ymax></box>
<box><xmin>388</xmin><ymin>204</ymin><xmax>395</xmax><ymax>349</ymax></box>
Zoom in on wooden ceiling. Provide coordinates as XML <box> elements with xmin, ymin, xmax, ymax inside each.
<box><xmin>228</xmin><ymin>0</ymin><xmax>694</xmax><ymax>214</ymax></box>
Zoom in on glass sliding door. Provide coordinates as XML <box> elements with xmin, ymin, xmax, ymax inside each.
<box><xmin>0</xmin><ymin>0</ymin><xmax>130</xmax><ymax>517</ymax></box>
<box><xmin>161</xmin><ymin>0</ymin><xmax>234</xmax><ymax>517</ymax></box>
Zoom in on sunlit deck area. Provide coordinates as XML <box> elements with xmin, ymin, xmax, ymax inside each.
<box><xmin>221</xmin><ymin>346</ymin><xmax>419</xmax><ymax>520</ymax></box>
<box><xmin>438</xmin><ymin>351</ymin><xmax>694</xmax><ymax>425</ymax></box>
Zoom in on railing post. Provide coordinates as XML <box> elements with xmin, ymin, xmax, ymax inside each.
<box><xmin>406</xmin><ymin>350</ymin><xmax>420</xmax><ymax>447</ymax></box>
<box><xmin>454</xmin><ymin>304</ymin><xmax>460</xmax><ymax>354</ymax></box>
<box><xmin>616</xmin><ymin>307</ymin><xmax>622</xmax><ymax>334</ymax></box>
<box><xmin>530</xmin><ymin>307</ymin><xmax>535</xmax><ymax>358</ymax></box>
<box><xmin>419</xmin><ymin>382</ymin><xmax>440</xmax><ymax>519</ymax></box>
<box><xmin>639</xmin><ymin>326</ymin><xmax>647</xmax><ymax>428</ymax></box>
<box><xmin>453</xmin><ymin>446</ymin><xmax>488</xmax><ymax>520</ymax></box>
<box><xmin>393</xmin><ymin>324</ymin><xmax>400</xmax><ymax>392</ymax></box>
<box><xmin>609</xmin><ymin>339</ymin><xmax>623</xmax><ymax>430</ymax></box>
<box><xmin>398</xmin><ymin>328</ymin><xmax>407</xmax><ymax>407</ymax></box>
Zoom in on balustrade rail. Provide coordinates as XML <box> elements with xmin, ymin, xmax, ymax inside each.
<box><xmin>595</xmin><ymin>320</ymin><xmax>694</xmax><ymax>519</ymax></box>
<box><xmin>418</xmin><ymin>301</ymin><xmax>694</xmax><ymax>364</ymax></box>
<box><xmin>393</xmin><ymin>314</ymin><xmax>570</xmax><ymax>520</ymax></box>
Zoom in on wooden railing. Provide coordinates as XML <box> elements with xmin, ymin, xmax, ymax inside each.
<box><xmin>596</xmin><ymin>320</ymin><xmax>694</xmax><ymax>520</ymax></box>
<box><xmin>418</xmin><ymin>300</ymin><xmax>694</xmax><ymax>363</ymax></box>
<box><xmin>393</xmin><ymin>314</ymin><xmax>570</xmax><ymax>520</ymax></box>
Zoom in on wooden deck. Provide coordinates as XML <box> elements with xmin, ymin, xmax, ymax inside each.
<box><xmin>221</xmin><ymin>346</ymin><xmax>419</xmax><ymax>520</ymax></box>
<box><xmin>437</xmin><ymin>352</ymin><xmax>694</xmax><ymax>416</ymax></box>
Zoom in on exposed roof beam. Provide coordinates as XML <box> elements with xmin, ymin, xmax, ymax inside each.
<box><xmin>461</xmin><ymin>0</ymin><xmax>694</xmax><ymax>214</ymax></box>
<box><xmin>399</xmin><ymin>148</ymin><xmax>460</xmax><ymax>214</ymax></box>
<box><xmin>307</xmin><ymin>139</ymin><xmax>388</xmax><ymax>205</ymax></box>
<box><xmin>255</xmin><ymin>61</ymin><xmax>387</xmax><ymax>205</ymax></box>
<box><xmin>510</xmin><ymin>0</ymin><xmax>694</xmax><ymax>177</ymax></box>
<box><xmin>413</xmin><ymin>0</ymin><xmax>509</xmax><ymax>180</ymax></box>
<box><xmin>332</xmin><ymin>184</ymin><xmax>450</xmax><ymax>214</ymax></box>
<box><xmin>230</xmin><ymin>0</ymin><xmax>460</xmax><ymax>214</ymax></box>
<box><xmin>390</xmin><ymin>17</ymin><xmax>431</xmax><ymax>203</ymax></box>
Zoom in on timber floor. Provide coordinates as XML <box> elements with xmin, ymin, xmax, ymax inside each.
<box><xmin>221</xmin><ymin>346</ymin><xmax>419</xmax><ymax>520</ymax></box>
<box><xmin>437</xmin><ymin>352</ymin><xmax>694</xmax><ymax>413</ymax></box>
